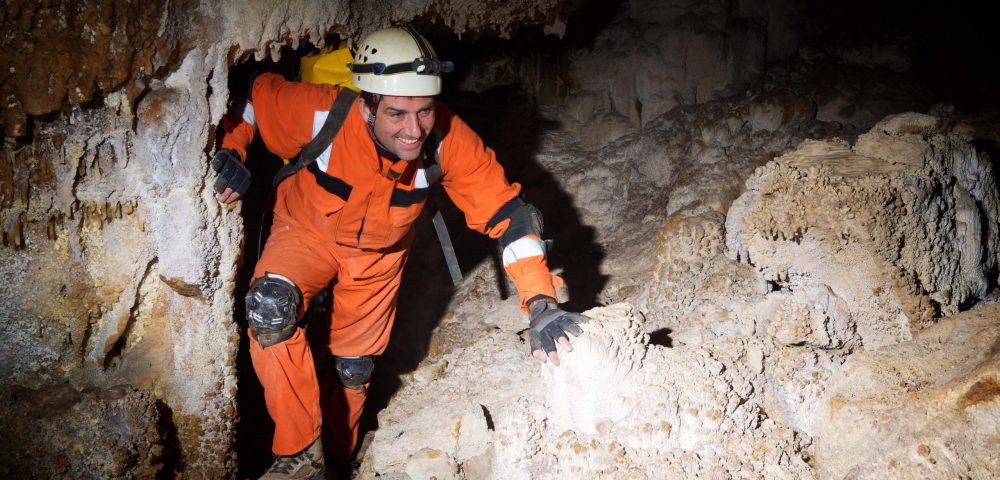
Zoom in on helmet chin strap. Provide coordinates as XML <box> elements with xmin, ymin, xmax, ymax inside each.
<box><xmin>361</xmin><ymin>91</ymin><xmax>402</xmax><ymax>162</ymax></box>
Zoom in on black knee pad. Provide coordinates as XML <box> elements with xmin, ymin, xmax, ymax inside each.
<box><xmin>246</xmin><ymin>273</ymin><xmax>303</xmax><ymax>347</ymax></box>
<box><xmin>334</xmin><ymin>355</ymin><xmax>374</xmax><ymax>390</ymax></box>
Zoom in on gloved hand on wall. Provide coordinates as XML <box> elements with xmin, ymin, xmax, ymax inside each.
<box><xmin>211</xmin><ymin>149</ymin><xmax>251</xmax><ymax>213</ymax></box>
<box><xmin>527</xmin><ymin>295</ymin><xmax>589</xmax><ymax>366</ymax></box>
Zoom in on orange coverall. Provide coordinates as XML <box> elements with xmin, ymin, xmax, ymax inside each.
<box><xmin>220</xmin><ymin>73</ymin><xmax>561</xmax><ymax>459</ymax></box>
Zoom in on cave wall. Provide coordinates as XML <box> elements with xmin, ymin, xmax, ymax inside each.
<box><xmin>454</xmin><ymin>0</ymin><xmax>803</xmax><ymax>149</ymax></box>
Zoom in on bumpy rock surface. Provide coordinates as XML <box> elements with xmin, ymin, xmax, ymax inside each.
<box><xmin>815</xmin><ymin>303</ymin><xmax>1000</xmax><ymax>479</ymax></box>
<box><xmin>363</xmin><ymin>304</ymin><xmax>805</xmax><ymax>479</ymax></box>
<box><xmin>0</xmin><ymin>384</ymin><xmax>163</xmax><ymax>478</ymax></box>
<box><xmin>459</xmin><ymin>0</ymin><xmax>803</xmax><ymax>149</ymax></box>
<box><xmin>727</xmin><ymin>113</ymin><xmax>999</xmax><ymax>348</ymax></box>
<box><xmin>0</xmin><ymin>0</ymin><xmax>186</xmax><ymax>136</ymax></box>
<box><xmin>0</xmin><ymin>42</ymin><xmax>247</xmax><ymax>473</ymax></box>
<box><xmin>3</xmin><ymin>0</ymin><xmax>999</xmax><ymax>478</ymax></box>
<box><xmin>363</xmin><ymin>112</ymin><xmax>999</xmax><ymax>478</ymax></box>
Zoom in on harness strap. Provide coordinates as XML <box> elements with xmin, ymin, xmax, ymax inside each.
<box><xmin>271</xmin><ymin>89</ymin><xmax>359</xmax><ymax>188</ymax></box>
<box><xmin>304</xmin><ymin>128</ymin><xmax>445</xmax><ymax>206</ymax></box>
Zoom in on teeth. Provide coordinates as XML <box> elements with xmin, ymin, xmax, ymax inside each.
<box><xmin>398</xmin><ymin>137</ymin><xmax>418</xmax><ymax>145</ymax></box>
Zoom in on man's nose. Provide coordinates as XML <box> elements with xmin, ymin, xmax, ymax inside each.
<box><xmin>404</xmin><ymin>114</ymin><xmax>422</xmax><ymax>137</ymax></box>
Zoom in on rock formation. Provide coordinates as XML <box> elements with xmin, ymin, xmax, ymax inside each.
<box><xmin>362</xmin><ymin>116</ymin><xmax>1000</xmax><ymax>478</ymax></box>
<box><xmin>0</xmin><ymin>384</ymin><xmax>163</xmax><ymax>478</ymax></box>
<box><xmin>815</xmin><ymin>303</ymin><xmax>1000</xmax><ymax>479</ymax></box>
<box><xmin>727</xmin><ymin>113</ymin><xmax>999</xmax><ymax>347</ymax></box>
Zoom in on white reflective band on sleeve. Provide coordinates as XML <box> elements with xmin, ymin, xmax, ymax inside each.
<box><xmin>502</xmin><ymin>237</ymin><xmax>546</xmax><ymax>266</ymax></box>
<box><xmin>242</xmin><ymin>103</ymin><xmax>257</xmax><ymax>127</ymax></box>
<box><xmin>312</xmin><ymin>110</ymin><xmax>333</xmax><ymax>171</ymax></box>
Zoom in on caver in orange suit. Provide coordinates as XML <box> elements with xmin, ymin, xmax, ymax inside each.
<box><xmin>218</xmin><ymin>72</ymin><xmax>563</xmax><ymax>461</ymax></box>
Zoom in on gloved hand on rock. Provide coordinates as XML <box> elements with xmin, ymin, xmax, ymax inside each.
<box><xmin>211</xmin><ymin>149</ymin><xmax>251</xmax><ymax>213</ymax></box>
<box><xmin>527</xmin><ymin>295</ymin><xmax>589</xmax><ymax>366</ymax></box>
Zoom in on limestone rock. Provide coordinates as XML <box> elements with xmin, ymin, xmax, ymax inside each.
<box><xmin>0</xmin><ymin>0</ymin><xmax>588</xmax><ymax>476</ymax></box>
<box><xmin>814</xmin><ymin>303</ymin><xmax>1000</xmax><ymax>478</ymax></box>
<box><xmin>565</xmin><ymin>3</ymin><xmax>767</xmax><ymax>130</ymax></box>
<box><xmin>726</xmin><ymin>113</ymin><xmax>1000</xmax><ymax>348</ymax></box>
<box><xmin>371</xmin><ymin>400</ymin><xmax>492</xmax><ymax>472</ymax></box>
<box><xmin>364</xmin><ymin>304</ymin><xmax>816</xmax><ymax>479</ymax></box>
<box><xmin>0</xmin><ymin>384</ymin><xmax>163</xmax><ymax>478</ymax></box>
<box><xmin>1</xmin><ymin>0</ymin><xmax>998</xmax><ymax>477</ymax></box>
<box><xmin>405</xmin><ymin>448</ymin><xmax>460</xmax><ymax>480</ymax></box>
<box><xmin>754</xmin><ymin>285</ymin><xmax>858</xmax><ymax>349</ymax></box>
<box><xmin>641</xmin><ymin>206</ymin><xmax>761</xmax><ymax>345</ymax></box>
<box><xmin>749</xmin><ymin>89</ymin><xmax>817</xmax><ymax>133</ymax></box>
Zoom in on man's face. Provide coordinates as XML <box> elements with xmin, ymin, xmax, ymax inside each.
<box><xmin>366</xmin><ymin>95</ymin><xmax>436</xmax><ymax>161</ymax></box>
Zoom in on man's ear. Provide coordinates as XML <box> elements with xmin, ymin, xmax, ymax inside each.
<box><xmin>358</xmin><ymin>99</ymin><xmax>370</xmax><ymax>118</ymax></box>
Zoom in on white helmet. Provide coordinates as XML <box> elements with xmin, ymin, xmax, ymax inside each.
<box><xmin>349</xmin><ymin>26</ymin><xmax>453</xmax><ymax>96</ymax></box>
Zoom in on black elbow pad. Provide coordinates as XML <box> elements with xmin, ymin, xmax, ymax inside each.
<box><xmin>488</xmin><ymin>198</ymin><xmax>544</xmax><ymax>249</ymax></box>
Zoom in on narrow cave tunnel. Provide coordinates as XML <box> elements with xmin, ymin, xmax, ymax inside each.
<box><xmin>1</xmin><ymin>0</ymin><xmax>999</xmax><ymax>479</ymax></box>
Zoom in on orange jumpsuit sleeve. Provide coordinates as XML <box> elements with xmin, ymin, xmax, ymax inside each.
<box><xmin>502</xmin><ymin>244</ymin><xmax>565</xmax><ymax>311</ymax></box>
<box><xmin>220</xmin><ymin>109</ymin><xmax>255</xmax><ymax>161</ymax></box>
<box><xmin>436</xmin><ymin>106</ymin><xmax>562</xmax><ymax>312</ymax></box>
<box><xmin>219</xmin><ymin>72</ymin><xmax>340</xmax><ymax>161</ymax></box>
<box><xmin>436</xmin><ymin>106</ymin><xmax>521</xmax><ymax>234</ymax></box>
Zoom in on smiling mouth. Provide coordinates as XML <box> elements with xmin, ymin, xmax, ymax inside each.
<box><xmin>397</xmin><ymin>137</ymin><xmax>421</xmax><ymax>146</ymax></box>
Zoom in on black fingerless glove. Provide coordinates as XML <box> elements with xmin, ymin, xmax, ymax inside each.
<box><xmin>528</xmin><ymin>295</ymin><xmax>589</xmax><ymax>357</ymax></box>
<box><xmin>211</xmin><ymin>149</ymin><xmax>251</xmax><ymax>197</ymax></box>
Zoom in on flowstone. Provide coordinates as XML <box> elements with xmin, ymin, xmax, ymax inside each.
<box><xmin>727</xmin><ymin>112</ymin><xmax>999</xmax><ymax>348</ymax></box>
<box><xmin>815</xmin><ymin>303</ymin><xmax>1000</xmax><ymax>479</ymax></box>
<box><xmin>362</xmin><ymin>304</ymin><xmax>815</xmax><ymax>479</ymax></box>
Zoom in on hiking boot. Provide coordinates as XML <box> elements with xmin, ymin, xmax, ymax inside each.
<box><xmin>259</xmin><ymin>438</ymin><xmax>326</xmax><ymax>480</ymax></box>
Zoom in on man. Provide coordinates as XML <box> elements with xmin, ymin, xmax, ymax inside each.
<box><xmin>213</xmin><ymin>26</ymin><xmax>589</xmax><ymax>479</ymax></box>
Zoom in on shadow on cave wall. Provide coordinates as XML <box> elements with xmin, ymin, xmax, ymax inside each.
<box><xmin>223</xmin><ymin>30</ymin><xmax>608</xmax><ymax>475</ymax></box>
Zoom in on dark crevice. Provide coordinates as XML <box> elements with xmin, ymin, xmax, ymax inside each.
<box><xmin>156</xmin><ymin>399</ymin><xmax>184</xmax><ymax>479</ymax></box>
<box><xmin>648</xmin><ymin>328</ymin><xmax>673</xmax><ymax>348</ymax></box>
<box><xmin>480</xmin><ymin>404</ymin><xmax>495</xmax><ymax>431</ymax></box>
<box><xmin>103</xmin><ymin>259</ymin><xmax>155</xmax><ymax>371</ymax></box>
